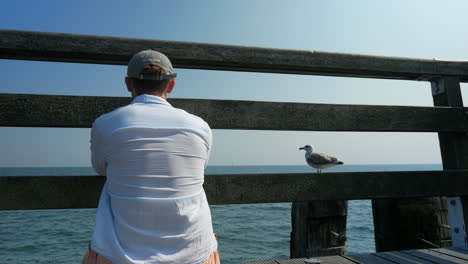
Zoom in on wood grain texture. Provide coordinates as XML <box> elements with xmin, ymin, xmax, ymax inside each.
<box><xmin>1</xmin><ymin>93</ymin><xmax>468</xmax><ymax>132</ymax></box>
<box><xmin>429</xmin><ymin>248</ymin><xmax>468</xmax><ymax>261</ymax></box>
<box><xmin>372</xmin><ymin>197</ymin><xmax>451</xmax><ymax>252</ymax></box>
<box><xmin>346</xmin><ymin>253</ymin><xmax>395</xmax><ymax>264</ymax></box>
<box><xmin>403</xmin><ymin>249</ymin><xmax>468</xmax><ymax>264</ymax></box>
<box><xmin>2</xmin><ymin>170</ymin><xmax>468</xmax><ymax>210</ymax></box>
<box><xmin>2</xmin><ymin>29</ymin><xmax>468</xmax><ymax>81</ymax></box>
<box><xmin>242</xmin><ymin>261</ymin><xmax>279</xmax><ymax>264</ymax></box>
<box><xmin>276</xmin><ymin>256</ymin><xmax>356</xmax><ymax>264</ymax></box>
<box><xmin>375</xmin><ymin>251</ymin><xmax>435</xmax><ymax>264</ymax></box>
<box><xmin>432</xmin><ymin>77</ymin><xmax>468</xmax><ymax>169</ymax></box>
<box><xmin>432</xmin><ymin>77</ymin><xmax>468</xmax><ymax>244</ymax></box>
<box><xmin>291</xmin><ymin>201</ymin><xmax>347</xmax><ymax>258</ymax></box>
<box><xmin>245</xmin><ymin>248</ymin><xmax>468</xmax><ymax>264</ymax></box>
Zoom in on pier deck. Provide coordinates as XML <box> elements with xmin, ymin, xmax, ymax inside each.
<box><xmin>243</xmin><ymin>247</ymin><xmax>468</xmax><ymax>264</ymax></box>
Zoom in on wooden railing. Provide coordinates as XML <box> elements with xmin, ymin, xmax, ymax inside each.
<box><xmin>1</xmin><ymin>29</ymin><xmax>468</xmax><ymax>257</ymax></box>
<box><xmin>1</xmin><ymin>93</ymin><xmax>468</xmax><ymax>132</ymax></box>
<box><xmin>2</xmin><ymin>170</ymin><xmax>468</xmax><ymax>210</ymax></box>
<box><xmin>2</xmin><ymin>29</ymin><xmax>468</xmax><ymax>81</ymax></box>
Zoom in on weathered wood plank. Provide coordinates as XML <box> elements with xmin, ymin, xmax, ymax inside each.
<box><xmin>372</xmin><ymin>197</ymin><xmax>450</xmax><ymax>252</ymax></box>
<box><xmin>244</xmin><ymin>249</ymin><xmax>468</xmax><ymax>264</ymax></box>
<box><xmin>432</xmin><ymin>77</ymin><xmax>468</xmax><ymax>245</ymax></box>
<box><xmin>429</xmin><ymin>248</ymin><xmax>468</xmax><ymax>261</ymax></box>
<box><xmin>276</xmin><ymin>256</ymin><xmax>356</xmax><ymax>264</ymax></box>
<box><xmin>372</xmin><ymin>199</ymin><xmax>399</xmax><ymax>251</ymax></box>
<box><xmin>2</xmin><ymin>170</ymin><xmax>468</xmax><ymax>210</ymax></box>
<box><xmin>455</xmin><ymin>247</ymin><xmax>468</xmax><ymax>253</ymax></box>
<box><xmin>243</xmin><ymin>256</ymin><xmax>356</xmax><ymax>264</ymax></box>
<box><xmin>432</xmin><ymin>77</ymin><xmax>468</xmax><ymax>169</ymax></box>
<box><xmin>375</xmin><ymin>251</ymin><xmax>435</xmax><ymax>264</ymax></box>
<box><xmin>290</xmin><ymin>202</ymin><xmax>347</xmax><ymax>258</ymax></box>
<box><xmin>1</xmin><ymin>93</ymin><xmax>468</xmax><ymax>132</ymax></box>
<box><xmin>0</xmin><ymin>176</ymin><xmax>105</xmax><ymax>210</ymax></box>
<box><xmin>2</xmin><ymin>29</ymin><xmax>468</xmax><ymax>81</ymax></box>
<box><xmin>403</xmin><ymin>249</ymin><xmax>468</xmax><ymax>264</ymax></box>
<box><xmin>242</xmin><ymin>260</ymin><xmax>279</xmax><ymax>264</ymax></box>
<box><xmin>371</xmin><ymin>78</ymin><xmax>462</xmax><ymax>253</ymax></box>
<box><xmin>346</xmin><ymin>253</ymin><xmax>394</xmax><ymax>264</ymax></box>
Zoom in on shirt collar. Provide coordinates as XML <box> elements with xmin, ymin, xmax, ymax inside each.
<box><xmin>131</xmin><ymin>94</ymin><xmax>172</xmax><ymax>107</ymax></box>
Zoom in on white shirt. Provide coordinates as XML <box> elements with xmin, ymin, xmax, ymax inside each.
<box><xmin>90</xmin><ymin>94</ymin><xmax>217</xmax><ymax>264</ymax></box>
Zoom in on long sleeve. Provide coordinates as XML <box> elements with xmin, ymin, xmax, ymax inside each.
<box><xmin>91</xmin><ymin>122</ymin><xmax>107</xmax><ymax>176</ymax></box>
<box><xmin>205</xmin><ymin>128</ymin><xmax>213</xmax><ymax>169</ymax></box>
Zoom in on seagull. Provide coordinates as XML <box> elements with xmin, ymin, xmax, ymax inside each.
<box><xmin>299</xmin><ymin>145</ymin><xmax>344</xmax><ymax>174</ymax></box>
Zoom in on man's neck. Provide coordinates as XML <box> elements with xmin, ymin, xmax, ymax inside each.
<box><xmin>132</xmin><ymin>92</ymin><xmax>167</xmax><ymax>100</ymax></box>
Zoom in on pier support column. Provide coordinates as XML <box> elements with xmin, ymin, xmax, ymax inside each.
<box><xmin>372</xmin><ymin>197</ymin><xmax>451</xmax><ymax>251</ymax></box>
<box><xmin>290</xmin><ymin>200</ymin><xmax>348</xmax><ymax>258</ymax></box>
<box><xmin>432</xmin><ymin>77</ymin><xmax>468</xmax><ymax>247</ymax></box>
<box><xmin>372</xmin><ymin>77</ymin><xmax>468</xmax><ymax>252</ymax></box>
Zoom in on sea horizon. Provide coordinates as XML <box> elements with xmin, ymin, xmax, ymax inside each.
<box><xmin>0</xmin><ymin>163</ymin><xmax>443</xmax><ymax>176</ymax></box>
<box><xmin>0</xmin><ymin>162</ymin><xmax>442</xmax><ymax>168</ymax></box>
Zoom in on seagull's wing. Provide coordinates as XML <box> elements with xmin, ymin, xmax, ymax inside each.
<box><xmin>329</xmin><ymin>156</ymin><xmax>340</xmax><ymax>163</ymax></box>
<box><xmin>307</xmin><ymin>153</ymin><xmax>335</xmax><ymax>164</ymax></box>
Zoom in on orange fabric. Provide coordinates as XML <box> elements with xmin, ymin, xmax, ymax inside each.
<box><xmin>82</xmin><ymin>247</ymin><xmax>220</xmax><ymax>264</ymax></box>
<box><xmin>83</xmin><ymin>235</ymin><xmax>221</xmax><ymax>264</ymax></box>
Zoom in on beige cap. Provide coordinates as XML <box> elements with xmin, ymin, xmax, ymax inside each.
<box><xmin>127</xmin><ymin>50</ymin><xmax>177</xmax><ymax>80</ymax></box>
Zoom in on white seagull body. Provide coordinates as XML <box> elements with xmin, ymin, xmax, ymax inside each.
<box><xmin>299</xmin><ymin>145</ymin><xmax>343</xmax><ymax>173</ymax></box>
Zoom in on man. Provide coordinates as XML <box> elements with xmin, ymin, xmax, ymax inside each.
<box><xmin>83</xmin><ymin>50</ymin><xmax>219</xmax><ymax>264</ymax></box>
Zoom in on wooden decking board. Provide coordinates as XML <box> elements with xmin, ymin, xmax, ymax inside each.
<box><xmin>340</xmin><ymin>255</ymin><xmax>363</xmax><ymax>263</ymax></box>
<box><xmin>454</xmin><ymin>247</ymin><xmax>468</xmax><ymax>253</ymax></box>
<box><xmin>271</xmin><ymin>259</ymin><xmax>306</xmax><ymax>264</ymax></box>
<box><xmin>275</xmin><ymin>256</ymin><xmax>357</xmax><ymax>264</ymax></box>
<box><xmin>243</xmin><ymin>248</ymin><xmax>468</xmax><ymax>264</ymax></box>
<box><xmin>243</xmin><ymin>256</ymin><xmax>357</xmax><ymax>264</ymax></box>
<box><xmin>374</xmin><ymin>251</ymin><xmax>435</xmax><ymax>264</ymax></box>
<box><xmin>242</xmin><ymin>260</ymin><xmax>279</xmax><ymax>264</ymax></box>
<box><xmin>429</xmin><ymin>248</ymin><xmax>468</xmax><ymax>261</ymax></box>
<box><xmin>346</xmin><ymin>253</ymin><xmax>397</xmax><ymax>264</ymax></box>
<box><xmin>402</xmin><ymin>249</ymin><xmax>468</xmax><ymax>264</ymax></box>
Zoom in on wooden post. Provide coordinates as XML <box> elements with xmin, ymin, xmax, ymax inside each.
<box><xmin>372</xmin><ymin>197</ymin><xmax>450</xmax><ymax>251</ymax></box>
<box><xmin>432</xmin><ymin>77</ymin><xmax>468</xmax><ymax>247</ymax></box>
<box><xmin>290</xmin><ymin>200</ymin><xmax>348</xmax><ymax>258</ymax></box>
<box><xmin>370</xmin><ymin>77</ymin><xmax>468</xmax><ymax>251</ymax></box>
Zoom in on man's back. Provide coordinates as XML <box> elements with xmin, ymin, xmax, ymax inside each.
<box><xmin>90</xmin><ymin>94</ymin><xmax>217</xmax><ymax>264</ymax></box>
<box><xmin>92</xmin><ymin>94</ymin><xmax>212</xmax><ymax>198</ymax></box>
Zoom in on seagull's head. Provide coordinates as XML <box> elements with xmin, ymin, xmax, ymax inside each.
<box><xmin>299</xmin><ymin>145</ymin><xmax>313</xmax><ymax>152</ymax></box>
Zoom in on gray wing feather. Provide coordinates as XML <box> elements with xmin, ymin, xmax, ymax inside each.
<box><xmin>308</xmin><ymin>153</ymin><xmax>335</xmax><ymax>164</ymax></box>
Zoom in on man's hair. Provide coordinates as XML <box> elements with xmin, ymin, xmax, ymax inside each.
<box><xmin>130</xmin><ymin>65</ymin><xmax>170</xmax><ymax>95</ymax></box>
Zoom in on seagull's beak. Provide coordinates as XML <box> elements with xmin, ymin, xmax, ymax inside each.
<box><xmin>299</xmin><ymin>147</ymin><xmax>304</xmax><ymax>150</ymax></box>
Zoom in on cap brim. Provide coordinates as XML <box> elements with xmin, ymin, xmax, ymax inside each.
<box><xmin>134</xmin><ymin>72</ymin><xmax>177</xmax><ymax>81</ymax></box>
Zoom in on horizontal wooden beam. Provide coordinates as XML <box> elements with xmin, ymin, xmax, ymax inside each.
<box><xmin>1</xmin><ymin>93</ymin><xmax>468</xmax><ymax>132</ymax></box>
<box><xmin>1</xmin><ymin>170</ymin><xmax>468</xmax><ymax>210</ymax></box>
<box><xmin>2</xmin><ymin>29</ymin><xmax>468</xmax><ymax>81</ymax></box>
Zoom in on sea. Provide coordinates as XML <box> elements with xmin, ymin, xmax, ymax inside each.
<box><xmin>0</xmin><ymin>164</ymin><xmax>442</xmax><ymax>264</ymax></box>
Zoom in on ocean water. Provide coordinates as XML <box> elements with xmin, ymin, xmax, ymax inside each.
<box><xmin>0</xmin><ymin>164</ymin><xmax>442</xmax><ymax>264</ymax></box>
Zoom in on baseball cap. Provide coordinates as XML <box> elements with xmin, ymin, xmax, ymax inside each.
<box><xmin>127</xmin><ymin>50</ymin><xmax>177</xmax><ymax>81</ymax></box>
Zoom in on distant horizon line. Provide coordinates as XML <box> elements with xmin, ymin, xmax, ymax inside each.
<box><xmin>0</xmin><ymin>163</ymin><xmax>442</xmax><ymax>169</ymax></box>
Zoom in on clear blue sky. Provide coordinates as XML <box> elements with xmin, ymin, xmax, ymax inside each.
<box><xmin>1</xmin><ymin>0</ymin><xmax>467</xmax><ymax>167</ymax></box>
